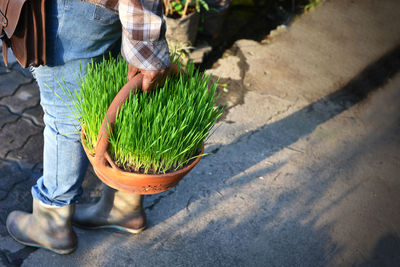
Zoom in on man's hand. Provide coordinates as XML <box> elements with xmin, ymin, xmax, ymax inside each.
<box><xmin>127</xmin><ymin>65</ymin><xmax>166</xmax><ymax>92</ymax></box>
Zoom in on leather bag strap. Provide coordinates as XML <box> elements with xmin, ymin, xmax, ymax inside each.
<box><xmin>1</xmin><ymin>0</ymin><xmax>27</xmax><ymax>38</ymax></box>
<box><xmin>2</xmin><ymin>39</ymin><xmax>7</xmax><ymax>66</ymax></box>
<box><xmin>1</xmin><ymin>0</ymin><xmax>46</xmax><ymax>68</ymax></box>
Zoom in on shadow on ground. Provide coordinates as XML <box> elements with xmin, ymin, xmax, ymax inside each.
<box><xmin>139</xmin><ymin>45</ymin><xmax>400</xmax><ymax>265</ymax></box>
<box><xmin>357</xmin><ymin>234</ymin><xmax>400</xmax><ymax>267</ymax></box>
<box><xmin>64</xmin><ymin>45</ymin><xmax>400</xmax><ymax>266</ymax></box>
<box><xmin>1</xmin><ymin>46</ymin><xmax>399</xmax><ymax>266</ymax></box>
<box><xmin>145</xmin><ymin>44</ymin><xmax>400</xmax><ymax>227</ymax></box>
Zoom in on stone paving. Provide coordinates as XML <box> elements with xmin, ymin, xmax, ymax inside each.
<box><xmin>0</xmin><ymin>47</ymin><xmax>103</xmax><ymax>265</ymax></box>
<box><xmin>0</xmin><ymin>49</ymin><xmax>43</xmax><ymax>263</ymax></box>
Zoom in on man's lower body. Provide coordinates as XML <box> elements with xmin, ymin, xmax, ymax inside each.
<box><xmin>6</xmin><ymin>0</ymin><xmax>145</xmax><ymax>254</ymax></box>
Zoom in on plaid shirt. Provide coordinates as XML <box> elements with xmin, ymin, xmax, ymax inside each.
<box><xmin>83</xmin><ymin>0</ymin><xmax>169</xmax><ymax>70</ymax></box>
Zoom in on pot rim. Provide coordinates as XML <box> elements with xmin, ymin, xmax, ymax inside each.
<box><xmin>81</xmin><ymin>125</ymin><xmax>204</xmax><ymax>178</ymax></box>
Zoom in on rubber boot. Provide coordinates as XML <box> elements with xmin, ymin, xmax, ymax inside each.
<box><xmin>72</xmin><ymin>185</ymin><xmax>146</xmax><ymax>234</ymax></box>
<box><xmin>6</xmin><ymin>199</ymin><xmax>77</xmax><ymax>254</ymax></box>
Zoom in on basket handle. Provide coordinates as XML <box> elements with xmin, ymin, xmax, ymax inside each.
<box><xmin>95</xmin><ymin>74</ymin><xmax>143</xmax><ymax>167</ymax></box>
<box><xmin>94</xmin><ymin>64</ymin><xmax>182</xmax><ymax>167</ymax></box>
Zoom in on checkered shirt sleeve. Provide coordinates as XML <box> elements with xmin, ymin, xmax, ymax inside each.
<box><xmin>119</xmin><ymin>0</ymin><xmax>170</xmax><ymax>70</ymax></box>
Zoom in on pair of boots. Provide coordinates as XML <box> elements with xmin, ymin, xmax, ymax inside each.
<box><xmin>6</xmin><ymin>185</ymin><xmax>146</xmax><ymax>254</ymax></box>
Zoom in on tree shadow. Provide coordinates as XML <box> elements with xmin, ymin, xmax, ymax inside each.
<box><xmin>2</xmin><ymin>44</ymin><xmax>399</xmax><ymax>266</ymax></box>
<box><xmin>111</xmin><ymin>44</ymin><xmax>400</xmax><ymax>265</ymax></box>
<box><xmin>144</xmin><ymin>44</ymin><xmax>400</xmax><ymax>225</ymax></box>
<box><xmin>32</xmin><ymin>41</ymin><xmax>400</xmax><ymax>267</ymax></box>
<box><xmin>356</xmin><ymin>234</ymin><xmax>400</xmax><ymax>267</ymax></box>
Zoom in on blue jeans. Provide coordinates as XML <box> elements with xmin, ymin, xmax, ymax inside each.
<box><xmin>31</xmin><ymin>0</ymin><xmax>122</xmax><ymax>206</ymax></box>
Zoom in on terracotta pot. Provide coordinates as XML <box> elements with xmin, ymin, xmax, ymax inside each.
<box><xmin>81</xmin><ymin>74</ymin><xmax>204</xmax><ymax>194</ymax></box>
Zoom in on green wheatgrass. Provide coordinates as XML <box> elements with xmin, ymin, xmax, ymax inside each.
<box><xmin>66</xmin><ymin>54</ymin><xmax>221</xmax><ymax>174</ymax></box>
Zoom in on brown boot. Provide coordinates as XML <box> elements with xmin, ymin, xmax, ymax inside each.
<box><xmin>6</xmin><ymin>199</ymin><xmax>77</xmax><ymax>255</ymax></box>
<box><xmin>72</xmin><ymin>185</ymin><xmax>146</xmax><ymax>234</ymax></box>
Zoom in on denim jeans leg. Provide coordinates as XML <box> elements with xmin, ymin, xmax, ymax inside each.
<box><xmin>31</xmin><ymin>0</ymin><xmax>121</xmax><ymax>207</ymax></box>
<box><xmin>31</xmin><ymin>60</ymin><xmax>91</xmax><ymax>207</ymax></box>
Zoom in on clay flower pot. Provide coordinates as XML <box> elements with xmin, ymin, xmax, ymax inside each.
<box><xmin>81</xmin><ymin>74</ymin><xmax>204</xmax><ymax>194</ymax></box>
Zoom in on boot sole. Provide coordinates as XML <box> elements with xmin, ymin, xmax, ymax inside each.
<box><xmin>73</xmin><ymin>223</ymin><xmax>146</xmax><ymax>234</ymax></box>
<box><xmin>7</xmin><ymin>227</ymin><xmax>76</xmax><ymax>255</ymax></box>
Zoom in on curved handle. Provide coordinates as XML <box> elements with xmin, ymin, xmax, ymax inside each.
<box><xmin>95</xmin><ymin>74</ymin><xmax>143</xmax><ymax>166</ymax></box>
<box><xmin>94</xmin><ymin>63</ymin><xmax>182</xmax><ymax>168</ymax></box>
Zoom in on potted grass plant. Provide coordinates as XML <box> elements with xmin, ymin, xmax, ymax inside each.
<box><xmin>164</xmin><ymin>0</ymin><xmax>209</xmax><ymax>46</ymax></box>
<box><xmin>61</xmin><ymin>55</ymin><xmax>222</xmax><ymax>194</ymax></box>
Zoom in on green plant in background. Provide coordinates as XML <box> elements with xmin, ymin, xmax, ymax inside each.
<box><xmin>164</xmin><ymin>0</ymin><xmax>209</xmax><ymax>17</ymax></box>
<box><xmin>60</xmin><ymin>54</ymin><xmax>222</xmax><ymax>174</ymax></box>
<box><xmin>168</xmin><ymin>41</ymin><xmax>193</xmax><ymax>65</ymax></box>
<box><xmin>304</xmin><ymin>0</ymin><xmax>321</xmax><ymax>11</ymax></box>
